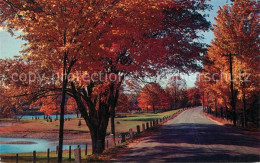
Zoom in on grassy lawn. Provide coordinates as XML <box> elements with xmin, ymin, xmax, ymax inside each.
<box><xmin>0</xmin><ymin>109</ymin><xmax>181</xmax><ymax>135</ymax></box>
<box><xmin>0</xmin><ymin>108</ymin><xmax>182</xmax><ymax>162</ymax></box>
<box><xmin>117</xmin><ymin>109</ymin><xmax>180</xmax><ymax>121</ymax></box>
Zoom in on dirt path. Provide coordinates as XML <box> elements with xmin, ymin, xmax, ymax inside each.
<box><xmin>115</xmin><ymin>107</ymin><xmax>260</xmax><ymax>162</ymax></box>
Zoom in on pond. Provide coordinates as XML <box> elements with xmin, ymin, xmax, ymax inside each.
<box><xmin>15</xmin><ymin>114</ymin><xmax>78</xmax><ymax>120</ymax></box>
<box><xmin>0</xmin><ymin>138</ymin><xmax>85</xmax><ymax>154</ymax></box>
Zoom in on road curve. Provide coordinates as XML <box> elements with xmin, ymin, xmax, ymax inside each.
<box><xmin>116</xmin><ymin>107</ymin><xmax>260</xmax><ymax>162</ymax></box>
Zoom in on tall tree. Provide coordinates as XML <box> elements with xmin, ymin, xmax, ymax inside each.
<box><xmin>0</xmin><ymin>0</ymin><xmax>211</xmax><ymax>155</ymax></box>
<box><xmin>186</xmin><ymin>87</ymin><xmax>201</xmax><ymax>107</ymax></box>
<box><xmin>115</xmin><ymin>93</ymin><xmax>130</xmax><ymax>112</ymax></box>
<box><xmin>138</xmin><ymin>82</ymin><xmax>167</xmax><ymax>112</ymax></box>
<box><xmin>202</xmin><ymin>0</ymin><xmax>259</xmax><ymax>126</ymax></box>
<box><xmin>165</xmin><ymin>76</ymin><xmax>187</xmax><ymax>109</ymax></box>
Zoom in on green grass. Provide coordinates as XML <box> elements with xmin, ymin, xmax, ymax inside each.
<box><xmin>113</xmin><ymin>109</ymin><xmax>181</xmax><ymax>133</ymax></box>
<box><xmin>117</xmin><ymin>109</ymin><xmax>180</xmax><ymax>121</ymax></box>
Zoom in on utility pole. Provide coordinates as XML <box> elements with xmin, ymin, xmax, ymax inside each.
<box><xmin>174</xmin><ymin>78</ymin><xmax>177</xmax><ymax>109</ymax></box>
<box><xmin>223</xmin><ymin>53</ymin><xmax>238</xmax><ymax>126</ymax></box>
<box><xmin>241</xmin><ymin>79</ymin><xmax>246</xmax><ymax>127</ymax></box>
<box><xmin>202</xmin><ymin>91</ymin><xmax>205</xmax><ymax>111</ymax></box>
<box><xmin>240</xmin><ymin>70</ymin><xmax>247</xmax><ymax>127</ymax></box>
<box><xmin>207</xmin><ymin>92</ymin><xmax>209</xmax><ymax>113</ymax></box>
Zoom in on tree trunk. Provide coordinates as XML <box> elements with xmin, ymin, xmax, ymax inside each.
<box><xmin>242</xmin><ymin>81</ymin><xmax>247</xmax><ymax>127</ymax></box>
<box><xmin>58</xmin><ymin>54</ymin><xmax>68</xmax><ymax>163</ymax></box>
<box><xmin>57</xmin><ymin>54</ymin><xmax>76</xmax><ymax>162</ymax></box>
<box><xmin>110</xmin><ymin>87</ymin><xmax>119</xmax><ymax>147</ymax></box>
<box><xmin>215</xmin><ymin>98</ymin><xmax>217</xmax><ymax>117</ymax></box>
<box><xmin>77</xmin><ymin>102</ymin><xmax>110</xmax><ymax>155</ymax></box>
<box><xmin>202</xmin><ymin>91</ymin><xmax>205</xmax><ymax>111</ymax></box>
<box><xmin>70</xmin><ymin>82</ymin><xmax>119</xmax><ymax>155</ymax></box>
<box><xmin>110</xmin><ymin>109</ymin><xmax>116</xmax><ymax>146</ymax></box>
<box><xmin>228</xmin><ymin>53</ymin><xmax>236</xmax><ymax>126</ymax></box>
<box><xmin>207</xmin><ymin>92</ymin><xmax>209</xmax><ymax>113</ymax></box>
<box><xmin>220</xmin><ymin>107</ymin><xmax>223</xmax><ymax>118</ymax></box>
<box><xmin>225</xmin><ymin>105</ymin><xmax>228</xmax><ymax>120</ymax></box>
<box><xmin>58</xmin><ymin>83</ymin><xmax>66</xmax><ymax>162</ymax></box>
<box><xmin>90</xmin><ymin>126</ymin><xmax>107</xmax><ymax>154</ymax></box>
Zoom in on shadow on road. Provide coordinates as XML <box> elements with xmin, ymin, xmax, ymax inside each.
<box><xmin>151</xmin><ymin>123</ymin><xmax>260</xmax><ymax>148</ymax></box>
<box><xmin>119</xmin><ymin>123</ymin><xmax>260</xmax><ymax>162</ymax></box>
<box><xmin>120</xmin><ymin>145</ymin><xmax>259</xmax><ymax>162</ymax></box>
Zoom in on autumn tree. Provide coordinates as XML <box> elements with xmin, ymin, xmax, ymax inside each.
<box><xmin>29</xmin><ymin>96</ymin><xmax>77</xmax><ymax>116</ymax></box>
<box><xmin>66</xmin><ymin>97</ymin><xmax>78</xmax><ymax>113</ymax></box>
<box><xmin>165</xmin><ymin>76</ymin><xmax>187</xmax><ymax>109</ymax></box>
<box><xmin>185</xmin><ymin>87</ymin><xmax>201</xmax><ymax>107</ymax></box>
<box><xmin>0</xmin><ymin>0</ymin><xmax>211</xmax><ymax>156</ymax></box>
<box><xmin>115</xmin><ymin>93</ymin><xmax>129</xmax><ymax>112</ymax></box>
<box><xmin>126</xmin><ymin>93</ymin><xmax>140</xmax><ymax>112</ymax></box>
<box><xmin>0</xmin><ymin>58</ymin><xmax>33</xmax><ymax>117</ymax></box>
<box><xmin>159</xmin><ymin>90</ymin><xmax>171</xmax><ymax>110</ymax></box>
<box><xmin>195</xmin><ymin>74</ymin><xmax>206</xmax><ymax>110</ymax></box>
<box><xmin>138</xmin><ymin>82</ymin><xmax>169</xmax><ymax>112</ymax></box>
<box><xmin>202</xmin><ymin>0</ymin><xmax>259</xmax><ymax>126</ymax></box>
<box><xmin>31</xmin><ymin>97</ymin><xmax>60</xmax><ymax>116</ymax></box>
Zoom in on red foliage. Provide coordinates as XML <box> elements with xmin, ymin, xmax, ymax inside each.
<box><xmin>138</xmin><ymin>83</ymin><xmax>170</xmax><ymax>111</ymax></box>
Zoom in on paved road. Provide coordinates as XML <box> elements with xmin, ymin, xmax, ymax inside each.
<box><xmin>117</xmin><ymin>107</ymin><xmax>260</xmax><ymax>162</ymax></box>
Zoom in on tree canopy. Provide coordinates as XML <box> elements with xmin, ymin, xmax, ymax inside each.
<box><xmin>0</xmin><ymin>0</ymin><xmax>212</xmax><ymax>154</ymax></box>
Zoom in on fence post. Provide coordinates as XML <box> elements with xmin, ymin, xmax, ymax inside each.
<box><xmin>150</xmin><ymin>121</ymin><xmax>152</xmax><ymax>128</ymax></box>
<box><xmin>110</xmin><ymin>134</ymin><xmax>115</xmax><ymax>146</ymax></box>
<box><xmin>121</xmin><ymin>133</ymin><xmax>126</xmax><ymax>143</ymax></box>
<box><xmin>146</xmin><ymin>123</ymin><xmax>149</xmax><ymax>130</ymax></box>
<box><xmin>56</xmin><ymin>146</ymin><xmax>58</xmax><ymax>154</ymax></box>
<box><xmin>136</xmin><ymin>125</ymin><xmax>140</xmax><ymax>134</ymax></box>
<box><xmin>142</xmin><ymin>123</ymin><xmax>145</xmax><ymax>132</ymax></box>
<box><xmin>33</xmin><ymin>151</ymin><xmax>36</xmax><ymax>163</ymax></box>
<box><xmin>85</xmin><ymin>144</ymin><xmax>87</xmax><ymax>156</ymax></box>
<box><xmin>47</xmin><ymin>148</ymin><xmax>50</xmax><ymax>163</ymax></box>
<box><xmin>16</xmin><ymin>154</ymin><xmax>18</xmax><ymax>163</ymax></box>
<box><xmin>69</xmin><ymin>146</ymin><xmax>71</xmax><ymax>160</ymax></box>
<box><xmin>74</xmin><ymin>147</ymin><xmax>81</xmax><ymax>163</ymax></box>
<box><xmin>129</xmin><ymin>128</ymin><xmax>133</xmax><ymax>138</ymax></box>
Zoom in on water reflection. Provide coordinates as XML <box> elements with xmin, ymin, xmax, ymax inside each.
<box><xmin>0</xmin><ymin>138</ymin><xmax>85</xmax><ymax>154</ymax></box>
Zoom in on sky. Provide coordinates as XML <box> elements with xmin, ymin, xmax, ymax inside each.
<box><xmin>0</xmin><ymin>0</ymin><xmax>230</xmax><ymax>87</ymax></box>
